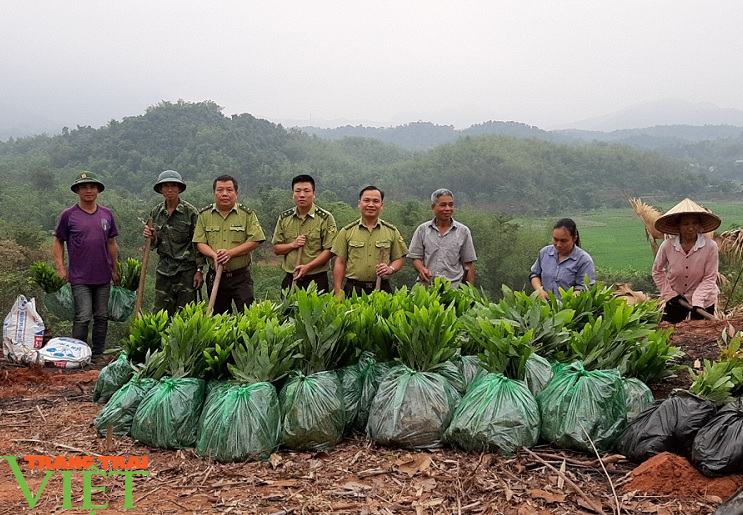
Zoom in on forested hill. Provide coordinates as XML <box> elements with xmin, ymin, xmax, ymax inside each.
<box><xmin>302</xmin><ymin>121</ymin><xmax>743</xmax><ymax>180</ymax></box>
<box><xmin>0</xmin><ymin>101</ymin><xmax>734</xmax><ymax>232</ymax></box>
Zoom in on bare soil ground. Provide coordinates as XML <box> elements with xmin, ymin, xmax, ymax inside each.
<box><xmin>1</xmin><ymin>317</ymin><xmax>742</xmax><ymax>514</ymax></box>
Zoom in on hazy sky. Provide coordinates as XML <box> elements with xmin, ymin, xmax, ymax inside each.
<box><xmin>3</xmin><ymin>1</ymin><xmax>743</xmax><ymax>131</ymax></box>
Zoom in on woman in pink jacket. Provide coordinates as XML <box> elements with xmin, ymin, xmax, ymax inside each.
<box><xmin>652</xmin><ymin>198</ymin><xmax>721</xmax><ymax>324</ymax></box>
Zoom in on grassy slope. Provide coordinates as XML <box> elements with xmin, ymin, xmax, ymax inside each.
<box><xmin>516</xmin><ymin>201</ymin><xmax>743</xmax><ymax>272</ymax></box>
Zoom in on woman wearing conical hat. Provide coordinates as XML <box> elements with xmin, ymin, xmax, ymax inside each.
<box><xmin>651</xmin><ymin>198</ymin><xmax>720</xmax><ymax>323</ymax></box>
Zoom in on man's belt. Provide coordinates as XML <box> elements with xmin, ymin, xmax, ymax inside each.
<box><xmin>210</xmin><ymin>266</ymin><xmax>249</xmax><ymax>278</ymax></box>
<box><xmin>346</xmin><ymin>278</ymin><xmax>387</xmax><ymax>290</ymax></box>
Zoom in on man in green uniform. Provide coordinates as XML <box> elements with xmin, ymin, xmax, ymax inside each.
<box><xmin>331</xmin><ymin>185</ymin><xmax>408</xmax><ymax>299</ymax></box>
<box><xmin>193</xmin><ymin>174</ymin><xmax>266</xmax><ymax>314</ymax></box>
<box><xmin>143</xmin><ymin>170</ymin><xmax>205</xmax><ymax>316</ymax></box>
<box><xmin>272</xmin><ymin>174</ymin><xmax>337</xmax><ymax>293</ymax></box>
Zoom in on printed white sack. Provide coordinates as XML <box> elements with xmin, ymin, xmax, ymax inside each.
<box><xmin>2</xmin><ymin>295</ymin><xmax>45</xmax><ymax>364</ymax></box>
<box><xmin>38</xmin><ymin>337</ymin><xmax>92</xmax><ymax>368</ymax></box>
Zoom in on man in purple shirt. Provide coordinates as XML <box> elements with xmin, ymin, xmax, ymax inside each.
<box><xmin>54</xmin><ymin>172</ymin><xmax>120</xmax><ymax>358</ymax></box>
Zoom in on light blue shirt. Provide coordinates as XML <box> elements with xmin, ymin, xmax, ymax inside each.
<box><xmin>529</xmin><ymin>244</ymin><xmax>595</xmax><ymax>296</ymax></box>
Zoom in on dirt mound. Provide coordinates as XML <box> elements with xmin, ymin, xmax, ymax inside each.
<box><xmin>0</xmin><ymin>364</ymin><xmax>99</xmax><ymax>399</ymax></box>
<box><xmin>623</xmin><ymin>452</ymin><xmax>743</xmax><ymax>499</ymax></box>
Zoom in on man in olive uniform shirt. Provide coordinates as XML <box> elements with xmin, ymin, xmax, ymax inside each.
<box><xmin>272</xmin><ymin>174</ymin><xmax>337</xmax><ymax>293</ymax></box>
<box><xmin>331</xmin><ymin>186</ymin><xmax>408</xmax><ymax>299</ymax></box>
<box><xmin>143</xmin><ymin>170</ymin><xmax>205</xmax><ymax>316</ymax></box>
<box><xmin>193</xmin><ymin>175</ymin><xmax>266</xmax><ymax>313</ymax></box>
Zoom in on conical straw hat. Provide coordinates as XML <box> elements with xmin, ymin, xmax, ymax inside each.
<box><xmin>653</xmin><ymin>198</ymin><xmax>721</xmax><ymax>235</ymax></box>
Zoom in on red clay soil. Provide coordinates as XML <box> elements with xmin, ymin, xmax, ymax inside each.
<box><xmin>623</xmin><ymin>452</ymin><xmax>743</xmax><ymax>500</ymax></box>
<box><xmin>1</xmin><ymin>318</ymin><xmax>742</xmax><ymax>514</ymax></box>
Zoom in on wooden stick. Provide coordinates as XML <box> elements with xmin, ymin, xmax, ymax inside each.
<box><xmin>522</xmin><ymin>448</ymin><xmax>605</xmax><ymax>514</ymax></box>
<box><xmin>290</xmin><ymin>244</ymin><xmax>304</xmax><ymax>293</ymax></box>
<box><xmin>207</xmin><ymin>263</ymin><xmax>224</xmax><ymax>312</ymax></box>
<box><xmin>134</xmin><ymin>218</ymin><xmax>154</xmax><ymax>318</ymax></box>
<box><xmin>677</xmin><ymin>298</ymin><xmax>718</xmax><ymax>321</ymax></box>
<box><xmin>375</xmin><ymin>248</ymin><xmax>385</xmax><ymax>290</ymax></box>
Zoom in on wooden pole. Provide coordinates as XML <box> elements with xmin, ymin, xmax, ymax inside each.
<box><xmin>134</xmin><ymin>218</ymin><xmax>153</xmax><ymax>318</ymax></box>
<box><xmin>208</xmin><ymin>263</ymin><xmax>224</xmax><ymax>312</ymax></box>
<box><xmin>375</xmin><ymin>248</ymin><xmax>385</xmax><ymax>291</ymax></box>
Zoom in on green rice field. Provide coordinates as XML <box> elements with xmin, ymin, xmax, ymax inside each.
<box><xmin>516</xmin><ymin>200</ymin><xmax>743</xmax><ymax>272</ymax></box>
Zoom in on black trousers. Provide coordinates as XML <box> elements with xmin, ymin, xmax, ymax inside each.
<box><xmin>343</xmin><ymin>278</ymin><xmax>392</xmax><ymax>297</ymax></box>
<box><xmin>281</xmin><ymin>271</ymin><xmax>330</xmax><ymax>293</ymax></box>
<box><xmin>662</xmin><ymin>303</ymin><xmax>715</xmax><ymax>324</ymax></box>
<box><xmin>206</xmin><ymin>267</ymin><xmax>254</xmax><ymax>314</ymax></box>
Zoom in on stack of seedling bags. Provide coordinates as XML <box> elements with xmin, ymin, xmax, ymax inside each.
<box><xmin>93</xmin><ymin>280</ymin><xmax>680</xmax><ymax>463</ymax></box>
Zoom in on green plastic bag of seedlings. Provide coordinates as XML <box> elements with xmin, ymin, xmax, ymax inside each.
<box><xmin>457</xmin><ymin>354</ymin><xmax>487</xmax><ymax>392</ymax></box>
<box><xmin>196</xmin><ymin>382</ymin><xmax>281</xmax><ymax>462</ymax></box>
<box><xmin>354</xmin><ymin>355</ymin><xmax>392</xmax><ymax>433</ymax></box>
<box><xmin>537</xmin><ymin>361</ymin><xmax>627</xmax><ymax>453</ymax></box>
<box><xmin>623</xmin><ymin>377</ymin><xmax>654</xmax><ymax>422</ymax></box>
<box><xmin>93</xmin><ymin>352</ymin><xmax>133</xmax><ymax>404</ymax></box>
<box><xmin>439</xmin><ymin>359</ymin><xmax>467</xmax><ymax>396</ymax></box>
<box><xmin>445</xmin><ymin>373</ymin><xmax>540</xmax><ymax>455</ymax></box>
<box><xmin>339</xmin><ymin>362</ymin><xmax>363</xmax><ymax>433</ymax></box>
<box><xmin>130</xmin><ymin>377</ymin><xmax>206</xmax><ymax>449</ymax></box>
<box><xmin>280</xmin><ymin>370</ymin><xmax>345</xmax><ymax>452</ymax></box>
<box><xmin>367</xmin><ymin>364</ymin><xmax>460</xmax><ymax>449</ymax></box>
<box><xmin>94</xmin><ymin>377</ymin><xmax>158</xmax><ymax>436</ymax></box>
<box><xmin>524</xmin><ymin>353</ymin><xmax>553</xmax><ymax>397</ymax></box>
<box><xmin>108</xmin><ymin>286</ymin><xmax>136</xmax><ymax>322</ymax></box>
<box><xmin>43</xmin><ymin>284</ymin><xmax>74</xmax><ymax>321</ymax></box>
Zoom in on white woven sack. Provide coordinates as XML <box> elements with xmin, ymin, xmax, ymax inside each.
<box><xmin>38</xmin><ymin>337</ymin><xmax>92</xmax><ymax>368</ymax></box>
<box><xmin>2</xmin><ymin>295</ymin><xmax>45</xmax><ymax>364</ymax></box>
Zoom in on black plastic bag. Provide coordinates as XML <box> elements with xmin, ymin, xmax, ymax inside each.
<box><xmin>94</xmin><ymin>377</ymin><xmax>157</xmax><ymax>436</ymax></box>
<box><xmin>537</xmin><ymin>362</ymin><xmax>627</xmax><ymax>453</ymax></box>
<box><xmin>280</xmin><ymin>370</ymin><xmax>345</xmax><ymax>452</ymax></box>
<box><xmin>614</xmin><ymin>389</ymin><xmax>716</xmax><ymax>462</ymax></box>
<box><xmin>93</xmin><ymin>352</ymin><xmax>133</xmax><ymax>404</ymax></box>
<box><xmin>692</xmin><ymin>398</ymin><xmax>743</xmax><ymax>477</ymax></box>
<box><xmin>367</xmin><ymin>364</ymin><xmax>460</xmax><ymax>449</ymax></box>
<box><xmin>196</xmin><ymin>382</ymin><xmax>281</xmax><ymax>462</ymax></box>
<box><xmin>445</xmin><ymin>373</ymin><xmax>540</xmax><ymax>455</ymax></box>
<box><xmin>130</xmin><ymin>377</ymin><xmax>206</xmax><ymax>449</ymax></box>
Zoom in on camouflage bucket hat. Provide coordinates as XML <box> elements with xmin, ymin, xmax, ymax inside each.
<box><xmin>70</xmin><ymin>171</ymin><xmax>105</xmax><ymax>192</ymax></box>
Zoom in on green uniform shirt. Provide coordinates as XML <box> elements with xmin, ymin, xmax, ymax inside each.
<box><xmin>193</xmin><ymin>203</ymin><xmax>266</xmax><ymax>271</ymax></box>
<box><xmin>331</xmin><ymin>218</ymin><xmax>408</xmax><ymax>282</ymax></box>
<box><xmin>271</xmin><ymin>204</ymin><xmax>338</xmax><ymax>273</ymax></box>
<box><xmin>149</xmin><ymin>199</ymin><xmax>205</xmax><ymax>276</ymax></box>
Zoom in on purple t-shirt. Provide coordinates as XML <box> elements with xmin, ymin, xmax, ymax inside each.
<box><xmin>54</xmin><ymin>204</ymin><xmax>119</xmax><ymax>285</ymax></box>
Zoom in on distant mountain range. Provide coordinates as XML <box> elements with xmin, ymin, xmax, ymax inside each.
<box><xmin>556</xmin><ymin>99</ymin><xmax>743</xmax><ymax>131</ymax></box>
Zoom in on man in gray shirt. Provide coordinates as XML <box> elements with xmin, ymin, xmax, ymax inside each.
<box><xmin>408</xmin><ymin>188</ymin><xmax>477</xmax><ymax>288</ymax></box>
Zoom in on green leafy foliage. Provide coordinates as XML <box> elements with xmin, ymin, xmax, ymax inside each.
<box><xmin>117</xmin><ymin>258</ymin><xmax>142</xmax><ymax>291</ymax></box>
<box><xmin>690</xmin><ymin>331</ymin><xmax>743</xmax><ymax>406</ymax></box>
<box><xmin>228</xmin><ymin>318</ymin><xmax>301</xmax><ymax>384</ymax></box>
<box><xmin>165</xmin><ymin>302</ymin><xmax>223</xmax><ymax>379</ymax></box>
<box><xmin>122</xmin><ymin>310</ymin><xmax>168</xmax><ymax>364</ymax></box>
<box><xmin>389</xmin><ymin>297</ymin><xmax>460</xmax><ymax>372</ymax></box>
<box><xmin>289</xmin><ymin>289</ymin><xmax>352</xmax><ymax>374</ymax></box>
<box><xmin>28</xmin><ymin>261</ymin><xmax>65</xmax><ymax>293</ymax></box>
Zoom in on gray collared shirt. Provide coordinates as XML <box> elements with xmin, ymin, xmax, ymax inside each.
<box><xmin>408</xmin><ymin>218</ymin><xmax>477</xmax><ymax>288</ymax></box>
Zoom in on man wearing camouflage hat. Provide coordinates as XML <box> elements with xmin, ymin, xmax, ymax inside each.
<box><xmin>143</xmin><ymin>170</ymin><xmax>205</xmax><ymax>316</ymax></box>
<box><xmin>53</xmin><ymin>172</ymin><xmax>119</xmax><ymax>358</ymax></box>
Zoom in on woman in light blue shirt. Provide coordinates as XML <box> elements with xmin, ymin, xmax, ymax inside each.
<box><xmin>529</xmin><ymin>218</ymin><xmax>595</xmax><ymax>299</ymax></box>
